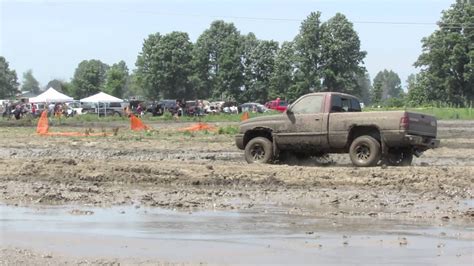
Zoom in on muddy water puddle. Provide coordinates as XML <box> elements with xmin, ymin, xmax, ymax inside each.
<box><xmin>1</xmin><ymin>204</ymin><xmax>473</xmax><ymax>264</ymax></box>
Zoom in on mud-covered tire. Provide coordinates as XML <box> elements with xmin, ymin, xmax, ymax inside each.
<box><xmin>244</xmin><ymin>137</ymin><xmax>273</xmax><ymax>164</ymax></box>
<box><xmin>385</xmin><ymin>148</ymin><xmax>413</xmax><ymax>166</ymax></box>
<box><xmin>349</xmin><ymin>136</ymin><xmax>381</xmax><ymax>167</ymax></box>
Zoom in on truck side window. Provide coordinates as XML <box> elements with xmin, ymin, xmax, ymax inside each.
<box><xmin>350</xmin><ymin>98</ymin><xmax>361</xmax><ymax>112</ymax></box>
<box><xmin>331</xmin><ymin>96</ymin><xmax>353</xmax><ymax>112</ymax></box>
<box><xmin>341</xmin><ymin>98</ymin><xmax>350</xmax><ymax>112</ymax></box>
<box><xmin>331</xmin><ymin>96</ymin><xmax>342</xmax><ymax>112</ymax></box>
<box><xmin>291</xmin><ymin>95</ymin><xmax>323</xmax><ymax>114</ymax></box>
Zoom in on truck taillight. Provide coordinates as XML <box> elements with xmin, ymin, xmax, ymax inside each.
<box><xmin>400</xmin><ymin>113</ymin><xmax>409</xmax><ymax>130</ymax></box>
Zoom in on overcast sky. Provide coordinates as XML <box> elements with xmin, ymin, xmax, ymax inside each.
<box><xmin>1</xmin><ymin>0</ymin><xmax>454</xmax><ymax>89</ymax></box>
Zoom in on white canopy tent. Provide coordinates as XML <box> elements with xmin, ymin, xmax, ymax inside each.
<box><xmin>80</xmin><ymin>92</ymin><xmax>123</xmax><ymax>103</ymax></box>
<box><xmin>80</xmin><ymin>92</ymin><xmax>124</xmax><ymax>117</ymax></box>
<box><xmin>29</xmin><ymin>87</ymin><xmax>73</xmax><ymax>103</ymax></box>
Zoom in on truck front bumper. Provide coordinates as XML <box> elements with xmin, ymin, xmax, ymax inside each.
<box><xmin>235</xmin><ymin>134</ymin><xmax>245</xmax><ymax>150</ymax></box>
<box><xmin>405</xmin><ymin>135</ymin><xmax>440</xmax><ymax>149</ymax></box>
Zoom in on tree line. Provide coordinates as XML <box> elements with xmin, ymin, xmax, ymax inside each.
<box><xmin>1</xmin><ymin>2</ymin><xmax>472</xmax><ymax>107</ymax></box>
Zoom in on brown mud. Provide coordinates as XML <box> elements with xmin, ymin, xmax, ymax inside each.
<box><xmin>0</xmin><ymin>120</ymin><xmax>473</xmax><ymax>264</ymax></box>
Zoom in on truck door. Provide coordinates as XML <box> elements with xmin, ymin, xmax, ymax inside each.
<box><xmin>275</xmin><ymin>95</ymin><xmax>325</xmax><ymax>150</ymax></box>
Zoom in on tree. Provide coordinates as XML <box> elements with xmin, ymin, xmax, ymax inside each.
<box><xmin>192</xmin><ymin>20</ymin><xmax>244</xmax><ymax>100</ymax></box>
<box><xmin>71</xmin><ymin>60</ymin><xmax>109</xmax><ymax>98</ymax></box>
<box><xmin>269</xmin><ymin>41</ymin><xmax>297</xmax><ymax>101</ymax></box>
<box><xmin>124</xmin><ymin>72</ymin><xmax>143</xmax><ymax>98</ymax></box>
<box><xmin>414</xmin><ymin>1</ymin><xmax>474</xmax><ymax>106</ymax></box>
<box><xmin>136</xmin><ymin>32</ymin><xmax>193</xmax><ymax>100</ymax></box>
<box><xmin>291</xmin><ymin>12</ymin><xmax>367</xmax><ymax>100</ymax></box>
<box><xmin>320</xmin><ymin>13</ymin><xmax>367</xmax><ymax>95</ymax></box>
<box><xmin>406</xmin><ymin>73</ymin><xmax>427</xmax><ymax>106</ymax></box>
<box><xmin>21</xmin><ymin>69</ymin><xmax>40</xmax><ymax>94</ymax></box>
<box><xmin>356</xmin><ymin>71</ymin><xmax>372</xmax><ymax>105</ymax></box>
<box><xmin>104</xmin><ymin>61</ymin><xmax>129</xmax><ymax>98</ymax></box>
<box><xmin>371</xmin><ymin>79</ymin><xmax>383</xmax><ymax>104</ymax></box>
<box><xmin>45</xmin><ymin>79</ymin><xmax>72</xmax><ymax>95</ymax></box>
<box><xmin>371</xmin><ymin>69</ymin><xmax>403</xmax><ymax>103</ymax></box>
<box><xmin>241</xmin><ymin>34</ymin><xmax>279</xmax><ymax>103</ymax></box>
<box><xmin>293</xmin><ymin>12</ymin><xmax>323</xmax><ymax>94</ymax></box>
<box><xmin>135</xmin><ymin>33</ymin><xmax>162</xmax><ymax>100</ymax></box>
<box><xmin>0</xmin><ymin>56</ymin><xmax>19</xmax><ymax>99</ymax></box>
<box><xmin>159</xmin><ymin>32</ymin><xmax>193</xmax><ymax>99</ymax></box>
<box><xmin>241</xmin><ymin>33</ymin><xmax>260</xmax><ymax>101</ymax></box>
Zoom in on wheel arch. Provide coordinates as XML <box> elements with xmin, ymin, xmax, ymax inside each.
<box><xmin>243</xmin><ymin>127</ymin><xmax>273</xmax><ymax>148</ymax></box>
<box><xmin>347</xmin><ymin>125</ymin><xmax>382</xmax><ymax>149</ymax></box>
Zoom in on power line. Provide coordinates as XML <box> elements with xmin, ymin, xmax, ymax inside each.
<box><xmin>115</xmin><ymin>9</ymin><xmax>474</xmax><ymax>29</ymax></box>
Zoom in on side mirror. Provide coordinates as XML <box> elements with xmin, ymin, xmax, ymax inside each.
<box><xmin>286</xmin><ymin>108</ymin><xmax>293</xmax><ymax>115</ymax></box>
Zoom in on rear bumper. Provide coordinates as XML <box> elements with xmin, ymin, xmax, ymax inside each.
<box><xmin>235</xmin><ymin>134</ymin><xmax>244</xmax><ymax>150</ymax></box>
<box><xmin>405</xmin><ymin>135</ymin><xmax>440</xmax><ymax>149</ymax></box>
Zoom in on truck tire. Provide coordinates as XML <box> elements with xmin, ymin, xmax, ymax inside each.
<box><xmin>385</xmin><ymin>148</ymin><xmax>413</xmax><ymax>166</ymax></box>
<box><xmin>349</xmin><ymin>136</ymin><xmax>381</xmax><ymax>167</ymax></box>
<box><xmin>244</xmin><ymin>137</ymin><xmax>273</xmax><ymax>164</ymax></box>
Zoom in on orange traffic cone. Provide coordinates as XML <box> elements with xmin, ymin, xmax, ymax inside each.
<box><xmin>36</xmin><ymin>110</ymin><xmax>49</xmax><ymax>134</ymax></box>
<box><xmin>130</xmin><ymin>114</ymin><xmax>150</xmax><ymax>131</ymax></box>
<box><xmin>179</xmin><ymin>122</ymin><xmax>216</xmax><ymax>132</ymax></box>
<box><xmin>240</xmin><ymin>111</ymin><xmax>249</xmax><ymax>121</ymax></box>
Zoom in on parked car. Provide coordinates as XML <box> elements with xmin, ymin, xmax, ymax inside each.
<box><xmin>239</xmin><ymin>103</ymin><xmax>268</xmax><ymax>113</ymax></box>
<box><xmin>66</xmin><ymin>101</ymin><xmax>84</xmax><ymax>115</ymax></box>
<box><xmin>265</xmin><ymin>99</ymin><xmax>288</xmax><ymax>112</ymax></box>
<box><xmin>29</xmin><ymin>103</ymin><xmax>46</xmax><ymax>116</ymax></box>
<box><xmin>221</xmin><ymin>101</ymin><xmax>239</xmax><ymax>114</ymax></box>
<box><xmin>150</xmin><ymin>99</ymin><xmax>182</xmax><ymax>116</ymax></box>
<box><xmin>209</xmin><ymin>101</ymin><xmax>225</xmax><ymax>113</ymax></box>
<box><xmin>236</xmin><ymin>92</ymin><xmax>439</xmax><ymax>167</ymax></box>
<box><xmin>185</xmin><ymin>100</ymin><xmax>209</xmax><ymax>116</ymax></box>
<box><xmin>81</xmin><ymin>102</ymin><xmax>126</xmax><ymax>116</ymax></box>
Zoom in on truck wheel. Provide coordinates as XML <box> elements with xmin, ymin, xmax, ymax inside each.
<box><xmin>385</xmin><ymin>148</ymin><xmax>413</xmax><ymax>166</ymax></box>
<box><xmin>244</xmin><ymin>137</ymin><xmax>273</xmax><ymax>164</ymax></box>
<box><xmin>349</xmin><ymin>136</ymin><xmax>381</xmax><ymax>167</ymax></box>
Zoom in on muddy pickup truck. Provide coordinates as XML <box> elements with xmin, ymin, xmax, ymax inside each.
<box><xmin>235</xmin><ymin>92</ymin><xmax>439</xmax><ymax>167</ymax></box>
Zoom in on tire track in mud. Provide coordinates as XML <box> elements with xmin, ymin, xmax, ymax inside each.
<box><xmin>1</xmin><ymin>146</ymin><xmax>472</xmax><ymax>167</ymax></box>
<box><xmin>0</xmin><ymin>147</ymin><xmax>243</xmax><ymax>162</ymax></box>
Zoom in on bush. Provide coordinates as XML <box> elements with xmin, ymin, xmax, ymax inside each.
<box><xmin>383</xmin><ymin>97</ymin><xmax>406</xmax><ymax>108</ymax></box>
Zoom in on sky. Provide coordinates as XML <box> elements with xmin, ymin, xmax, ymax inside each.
<box><xmin>0</xmin><ymin>0</ymin><xmax>454</xmax><ymax>90</ymax></box>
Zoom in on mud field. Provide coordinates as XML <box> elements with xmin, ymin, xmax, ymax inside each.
<box><xmin>1</xmin><ymin>120</ymin><xmax>473</xmax><ymax>264</ymax></box>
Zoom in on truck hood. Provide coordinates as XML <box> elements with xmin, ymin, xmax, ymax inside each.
<box><xmin>239</xmin><ymin>114</ymin><xmax>287</xmax><ymax>133</ymax></box>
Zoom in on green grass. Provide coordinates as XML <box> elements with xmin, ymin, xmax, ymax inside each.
<box><xmin>364</xmin><ymin>107</ymin><xmax>474</xmax><ymax>120</ymax></box>
<box><xmin>143</xmin><ymin>111</ymin><xmax>279</xmax><ymax>123</ymax></box>
<box><xmin>217</xmin><ymin>125</ymin><xmax>239</xmax><ymax>135</ymax></box>
<box><xmin>65</xmin><ymin>113</ymin><xmax>127</xmax><ymax>123</ymax></box>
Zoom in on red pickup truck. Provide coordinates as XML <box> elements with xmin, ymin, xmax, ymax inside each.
<box><xmin>265</xmin><ymin>99</ymin><xmax>288</xmax><ymax>112</ymax></box>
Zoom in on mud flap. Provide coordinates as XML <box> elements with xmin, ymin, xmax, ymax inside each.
<box><xmin>413</xmin><ymin>149</ymin><xmax>423</xmax><ymax>158</ymax></box>
<box><xmin>272</xmin><ymin>133</ymin><xmax>279</xmax><ymax>160</ymax></box>
<box><xmin>380</xmin><ymin>134</ymin><xmax>388</xmax><ymax>156</ymax></box>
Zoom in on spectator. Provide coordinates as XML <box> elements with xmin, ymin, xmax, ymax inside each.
<box><xmin>3</xmin><ymin>102</ymin><xmax>12</xmax><ymax>118</ymax></box>
<box><xmin>31</xmin><ymin>104</ymin><xmax>36</xmax><ymax>117</ymax></box>
<box><xmin>54</xmin><ymin>103</ymin><xmax>62</xmax><ymax>118</ymax></box>
<box><xmin>13</xmin><ymin>104</ymin><xmax>21</xmax><ymax>120</ymax></box>
<box><xmin>48</xmin><ymin>103</ymin><xmax>55</xmax><ymax>116</ymax></box>
<box><xmin>136</xmin><ymin>104</ymin><xmax>143</xmax><ymax>117</ymax></box>
<box><xmin>124</xmin><ymin>105</ymin><xmax>131</xmax><ymax>117</ymax></box>
<box><xmin>197</xmin><ymin>100</ymin><xmax>204</xmax><ymax>116</ymax></box>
